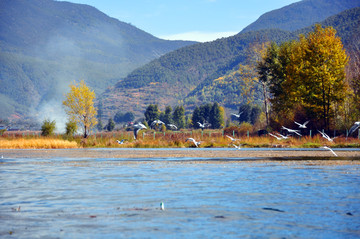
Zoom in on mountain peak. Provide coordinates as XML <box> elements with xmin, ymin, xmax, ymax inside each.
<box><xmin>241</xmin><ymin>0</ymin><xmax>360</xmax><ymax>33</ymax></box>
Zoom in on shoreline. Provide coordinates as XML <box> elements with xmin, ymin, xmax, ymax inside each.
<box><xmin>1</xmin><ymin>148</ymin><xmax>360</xmax><ymax>165</ymax></box>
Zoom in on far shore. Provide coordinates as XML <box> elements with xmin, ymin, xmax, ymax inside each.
<box><xmin>1</xmin><ymin>148</ymin><xmax>360</xmax><ymax>165</ymax></box>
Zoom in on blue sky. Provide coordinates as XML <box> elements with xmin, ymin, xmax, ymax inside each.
<box><xmin>66</xmin><ymin>0</ymin><xmax>300</xmax><ymax>42</ymax></box>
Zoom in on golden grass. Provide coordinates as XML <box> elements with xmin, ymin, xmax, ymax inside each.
<box><xmin>1</xmin><ymin>129</ymin><xmax>359</xmax><ymax>149</ymax></box>
<box><xmin>75</xmin><ymin>130</ymin><xmax>360</xmax><ymax>149</ymax></box>
<box><xmin>0</xmin><ymin>138</ymin><xmax>78</xmax><ymax>149</ymax></box>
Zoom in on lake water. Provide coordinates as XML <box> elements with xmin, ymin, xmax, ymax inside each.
<box><xmin>1</xmin><ymin>150</ymin><xmax>360</xmax><ymax>238</ymax></box>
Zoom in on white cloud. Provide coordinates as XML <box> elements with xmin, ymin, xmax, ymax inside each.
<box><xmin>159</xmin><ymin>31</ymin><xmax>238</xmax><ymax>42</ymax></box>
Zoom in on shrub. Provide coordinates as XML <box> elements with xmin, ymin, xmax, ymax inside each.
<box><xmin>65</xmin><ymin>120</ymin><xmax>78</xmax><ymax>136</ymax></box>
<box><xmin>41</xmin><ymin>119</ymin><xmax>56</xmax><ymax>136</ymax></box>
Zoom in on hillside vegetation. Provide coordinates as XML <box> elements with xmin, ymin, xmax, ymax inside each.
<box><xmin>0</xmin><ymin>0</ymin><xmax>195</xmax><ymax>118</ymax></box>
<box><xmin>185</xmin><ymin>7</ymin><xmax>360</xmax><ymax>111</ymax></box>
<box><xmin>102</xmin><ymin>7</ymin><xmax>360</xmax><ymax>117</ymax></box>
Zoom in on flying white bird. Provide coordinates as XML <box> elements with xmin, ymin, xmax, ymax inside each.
<box><xmin>294</xmin><ymin>120</ymin><xmax>309</xmax><ymax>128</ymax></box>
<box><xmin>276</xmin><ymin>133</ymin><xmax>291</xmax><ymax>140</ymax></box>
<box><xmin>133</xmin><ymin>123</ymin><xmax>147</xmax><ymax>139</ymax></box>
<box><xmin>318</xmin><ymin>130</ymin><xmax>335</xmax><ymax>142</ymax></box>
<box><xmin>269</xmin><ymin>133</ymin><xmax>282</xmax><ymax>140</ymax></box>
<box><xmin>281</xmin><ymin>126</ymin><xmax>302</xmax><ymax>136</ymax></box>
<box><xmin>186</xmin><ymin>138</ymin><xmax>201</xmax><ymax>147</ymax></box>
<box><xmin>232</xmin><ymin>144</ymin><xmax>241</xmax><ymax>149</ymax></box>
<box><xmin>323</xmin><ymin>146</ymin><xmax>338</xmax><ymax>157</ymax></box>
<box><xmin>231</xmin><ymin>112</ymin><xmax>243</xmax><ymax>119</ymax></box>
<box><xmin>116</xmin><ymin>139</ymin><xmax>126</xmax><ymax>144</ymax></box>
<box><xmin>151</xmin><ymin>120</ymin><xmax>165</xmax><ymax>128</ymax></box>
<box><xmin>349</xmin><ymin>121</ymin><xmax>360</xmax><ymax>136</ymax></box>
<box><xmin>197</xmin><ymin>122</ymin><xmax>211</xmax><ymax>129</ymax></box>
<box><xmin>226</xmin><ymin>135</ymin><xmax>238</xmax><ymax>142</ymax></box>
<box><xmin>197</xmin><ymin>122</ymin><xmax>205</xmax><ymax>129</ymax></box>
<box><xmin>167</xmin><ymin>124</ymin><xmax>178</xmax><ymax>130</ymax></box>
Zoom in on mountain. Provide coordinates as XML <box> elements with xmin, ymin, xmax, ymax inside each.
<box><xmin>0</xmin><ymin>0</ymin><xmax>195</xmax><ymax>119</ymax></box>
<box><xmin>100</xmin><ymin>29</ymin><xmax>293</xmax><ymax>117</ymax></box>
<box><xmin>241</xmin><ymin>0</ymin><xmax>360</xmax><ymax>33</ymax></box>
<box><xmin>101</xmin><ymin>5</ymin><xmax>360</xmax><ymax>119</ymax></box>
<box><xmin>185</xmin><ymin>7</ymin><xmax>360</xmax><ymax>109</ymax></box>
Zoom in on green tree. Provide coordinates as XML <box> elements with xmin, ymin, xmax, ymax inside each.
<box><xmin>250</xmin><ymin>105</ymin><xmax>262</xmax><ymax>125</ymax></box>
<box><xmin>65</xmin><ymin>120</ymin><xmax>78</xmax><ymax>137</ymax></box>
<box><xmin>238</xmin><ymin>104</ymin><xmax>252</xmax><ymax>123</ymax></box>
<box><xmin>106</xmin><ymin>118</ymin><xmax>115</xmax><ymax>131</ymax></box>
<box><xmin>163</xmin><ymin>106</ymin><xmax>173</xmax><ymax>125</ymax></box>
<box><xmin>123</xmin><ymin>112</ymin><xmax>135</xmax><ymax>122</ymax></box>
<box><xmin>200</xmin><ymin>103</ymin><xmax>212</xmax><ymax>123</ymax></box>
<box><xmin>173</xmin><ymin>105</ymin><xmax>185</xmax><ymax>129</ymax></box>
<box><xmin>63</xmin><ymin>80</ymin><xmax>97</xmax><ymax>138</ymax></box>
<box><xmin>114</xmin><ymin>111</ymin><xmax>124</xmax><ymax>124</ymax></box>
<box><xmin>144</xmin><ymin>104</ymin><xmax>159</xmax><ymax>126</ymax></box>
<box><xmin>41</xmin><ymin>119</ymin><xmax>56</xmax><ymax>136</ymax></box>
<box><xmin>114</xmin><ymin>111</ymin><xmax>135</xmax><ymax>123</ymax></box>
<box><xmin>191</xmin><ymin>106</ymin><xmax>202</xmax><ymax>128</ymax></box>
<box><xmin>209</xmin><ymin>102</ymin><xmax>224</xmax><ymax>129</ymax></box>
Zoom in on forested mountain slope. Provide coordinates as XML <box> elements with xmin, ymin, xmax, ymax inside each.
<box><xmin>184</xmin><ymin>7</ymin><xmax>360</xmax><ymax>111</ymax></box>
<box><xmin>101</xmin><ymin>7</ymin><xmax>360</xmax><ymax>118</ymax></box>
<box><xmin>241</xmin><ymin>0</ymin><xmax>360</xmax><ymax>33</ymax></box>
<box><xmin>0</xmin><ymin>0</ymin><xmax>195</xmax><ymax>119</ymax></box>
<box><xmin>100</xmin><ymin>30</ymin><xmax>293</xmax><ymax>117</ymax></box>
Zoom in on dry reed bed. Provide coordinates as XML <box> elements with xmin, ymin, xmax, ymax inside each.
<box><xmin>0</xmin><ymin>138</ymin><xmax>78</xmax><ymax>149</ymax></box>
<box><xmin>0</xmin><ymin>129</ymin><xmax>359</xmax><ymax>149</ymax></box>
<box><xmin>78</xmin><ymin>132</ymin><xmax>360</xmax><ymax>149</ymax></box>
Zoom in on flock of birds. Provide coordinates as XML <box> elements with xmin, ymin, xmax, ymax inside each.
<box><xmin>116</xmin><ymin>118</ymin><xmax>360</xmax><ymax>157</ymax></box>
<box><xmin>268</xmin><ymin>120</ymin><xmax>360</xmax><ymax>157</ymax></box>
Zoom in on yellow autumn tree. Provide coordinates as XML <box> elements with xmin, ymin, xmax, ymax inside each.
<box><xmin>63</xmin><ymin>80</ymin><xmax>97</xmax><ymax>138</ymax></box>
<box><xmin>288</xmin><ymin>25</ymin><xmax>348</xmax><ymax>130</ymax></box>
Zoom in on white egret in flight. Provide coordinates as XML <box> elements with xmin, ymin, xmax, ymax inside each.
<box><xmin>186</xmin><ymin>138</ymin><xmax>201</xmax><ymax>147</ymax></box>
<box><xmin>133</xmin><ymin>123</ymin><xmax>147</xmax><ymax>139</ymax></box>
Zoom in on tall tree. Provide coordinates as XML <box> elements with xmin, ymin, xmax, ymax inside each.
<box><xmin>144</xmin><ymin>104</ymin><xmax>159</xmax><ymax>126</ymax></box>
<box><xmin>249</xmin><ymin>42</ymin><xmax>270</xmax><ymax>126</ymax></box>
<box><xmin>258</xmin><ymin>41</ymin><xmax>294</xmax><ymax>123</ymax></box>
<box><xmin>191</xmin><ymin>106</ymin><xmax>202</xmax><ymax>128</ymax></box>
<box><xmin>63</xmin><ymin>80</ymin><xmax>97</xmax><ymax>138</ymax></box>
<box><xmin>163</xmin><ymin>106</ymin><xmax>173</xmax><ymax>125</ymax></box>
<box><xmin>172</xmin><ymin>105</ymin><xmax>185</xmax><ymax>129</ymax></box>
<box><xmin>288</xmin><ymin>25</ymin><xmax>348</xmax><ymax>130</ymax></box>
<box><xmin>238</xmin><ymin>104</ymin><xmax>252</xmax><ymax>123</ymax></box>
<box><xmin>114</xmin><ymin>111</ymin><xmax>124</xmax><ymax>124</ymax></box>
<box><xmin>259</xmin><ymin>25</ymin><xmax>348</xmax><ymax>130</ymax></box>
<box><xmin>106</xmin><ymin>118</ymin><xmax>115</xmax><ymax>131</ymax></box>
<box><xmin>209</xmin><ymin>102</ymin><xmax>224</xmax><ymax>129</ymax></box>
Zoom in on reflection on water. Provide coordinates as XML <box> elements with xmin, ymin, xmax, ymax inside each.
<box><xmin>1</xmin><ymin>156</ymin><xmax>360</xmax><ymax>238</ymax></box>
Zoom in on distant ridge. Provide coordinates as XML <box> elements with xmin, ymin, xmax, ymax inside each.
<box><xmin>241</xmin><ymin>0</ymin><xmax>360</xmax><ymax>33</ymax></box>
